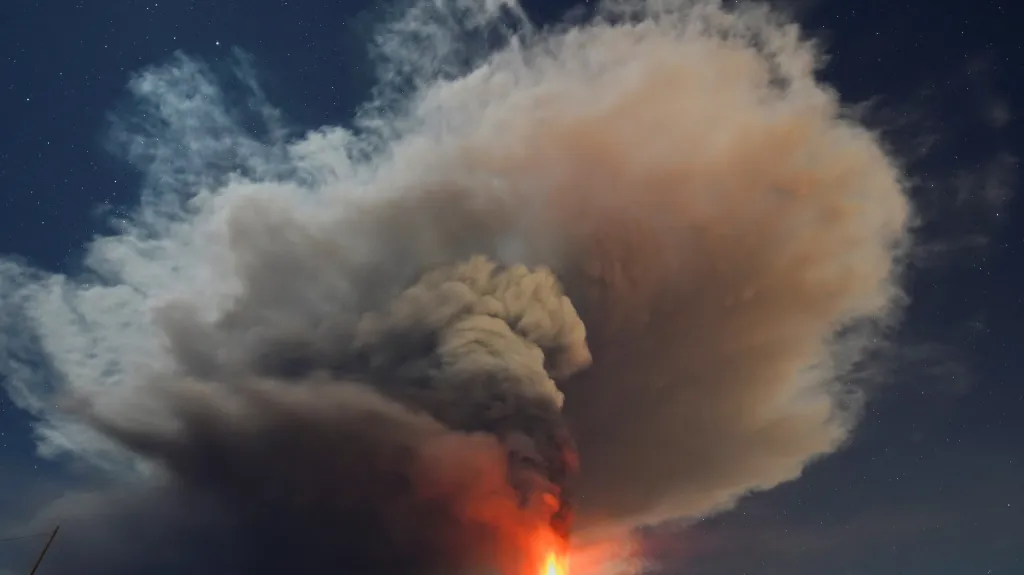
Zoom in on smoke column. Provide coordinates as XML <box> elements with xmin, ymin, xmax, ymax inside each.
<box><xmin>0</xmin><ymin>0</ymin><xmax>912</xmax><ymax>573</ymax></box>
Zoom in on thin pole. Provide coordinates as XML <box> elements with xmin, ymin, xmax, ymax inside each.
<box><xmin>28</xmin><ymin>525</ymin><xmax>59</xmax><ymax>575</ymax></box>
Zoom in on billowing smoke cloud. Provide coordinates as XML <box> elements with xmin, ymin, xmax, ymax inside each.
<box><xmin>0</xmin><ymin>0</ymin><xmax>911</xmax><ymax>572</ymax></box>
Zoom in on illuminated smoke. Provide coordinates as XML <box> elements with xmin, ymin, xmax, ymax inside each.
<box><xmin>0</xmin><ymin>0</ymin><xmax>911</xmax><ymax>572</ymax></box>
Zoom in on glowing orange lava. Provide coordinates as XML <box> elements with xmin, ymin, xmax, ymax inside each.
<box><xmin>542</xmin><ymin>551</ymin><xmax>568</xmax><ymax>575</ymax></box>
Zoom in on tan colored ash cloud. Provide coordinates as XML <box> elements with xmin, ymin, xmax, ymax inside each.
<box><xmin>158</xmin><ymin>0</ymin><xmax>910</xmax><ymax>531</ymax></box>
<box><xmin>0</xmin><ymin>2</ymin><xmax>914</xmax><ymax>571</ymax></box>
<box><xmin>361</xmin><ymin>6</ymin><xmax>913</xmax><ymax>528</ymax></box>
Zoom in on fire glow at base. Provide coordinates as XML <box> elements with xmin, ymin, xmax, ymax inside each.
<box><xmin>543</xmin><ymin>552</ymin><xmax>568</xmax><ymax>575</ymax></box>
<box><xmin>525</xmin><ymin>525</ymin><xmax>645</xmax><ymax>575</ymax></box>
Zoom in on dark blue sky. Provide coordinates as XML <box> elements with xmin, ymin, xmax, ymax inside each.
<box><xmin>1</xmin><ymin>1</ymin><xmax>1022</xmax><ymax>574</ymax></box>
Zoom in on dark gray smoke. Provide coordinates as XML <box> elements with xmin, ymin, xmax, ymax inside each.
<box><xmin>0</xmin><ymin>1</ymin><xmax>912</xmax><ymax>574</ymax></box>
<box><xmin>40</xmin><ymin>257</ymin><xmax>588</xmax><ymax>575</ymax></box>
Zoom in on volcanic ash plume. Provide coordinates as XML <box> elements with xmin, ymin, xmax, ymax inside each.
<box><xmin>37</xmin><ymin>258</ymin><xmax>587</xmax><ymax>575</ymax></box>
<box><xmin>0</xmin><ymin>0</ymin><xmax>912</xmax><ymax>573</ymax></box>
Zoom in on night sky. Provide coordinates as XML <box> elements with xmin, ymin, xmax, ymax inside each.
<box><xmin>1</xmin><ymin>1</ymin><xmax>1022</xmax><ymax>574</ymax></box>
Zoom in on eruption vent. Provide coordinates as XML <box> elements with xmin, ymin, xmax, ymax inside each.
<box><xmin>0</xmin><ymin>0</ymin><xmax>911</xmax><ymax>573</ymax></box>
<box><xmin>545</xmin><ymin>551</ymin><xmax>570</xmax><ymax>575</ymax></box>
